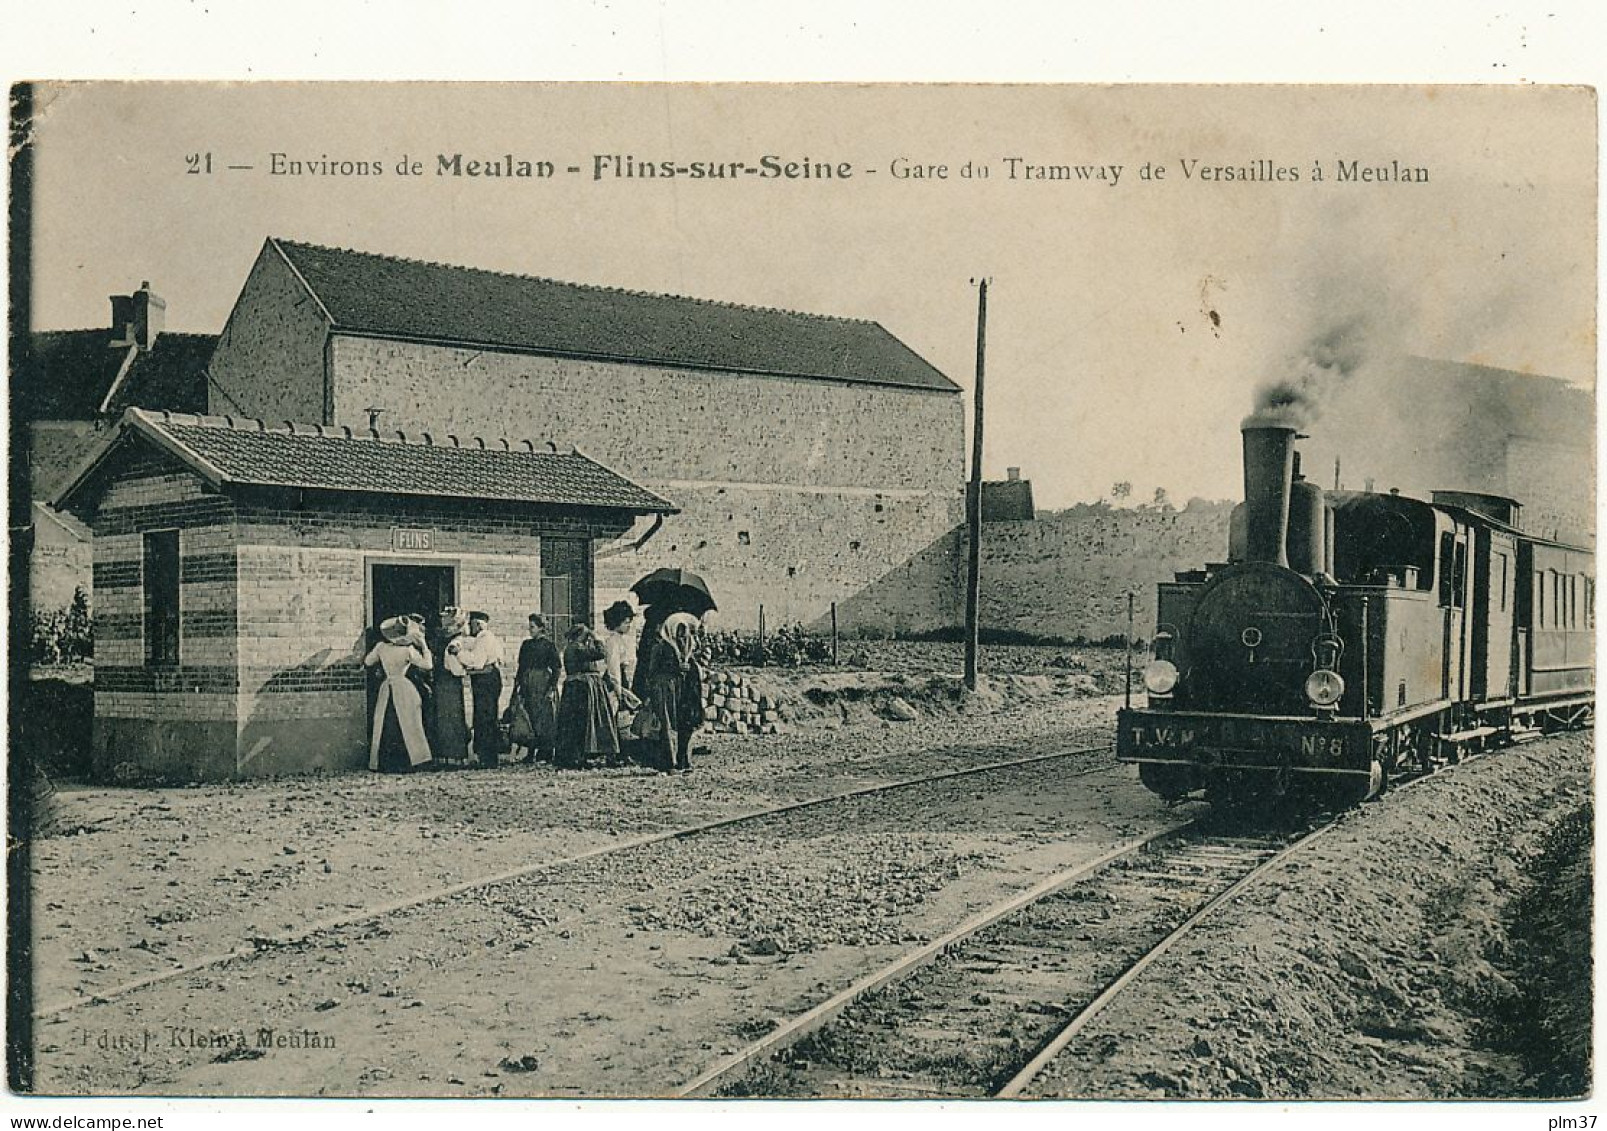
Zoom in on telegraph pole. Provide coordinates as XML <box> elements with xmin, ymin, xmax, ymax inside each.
<box><xmin>964</xmin><ymin>278</ymin><xmax>989</xmax><ymax>691</ymax></box>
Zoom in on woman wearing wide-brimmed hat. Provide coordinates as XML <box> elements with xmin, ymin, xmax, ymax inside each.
<box><xmin>363</xmin><ymin>615</ymin><xmax>434</xmax><ymax>773</ymax></box>
<box><xmin>431</xmin><ymin>606</ymin><xmax>474</xmax><ymax>765</ymax></box>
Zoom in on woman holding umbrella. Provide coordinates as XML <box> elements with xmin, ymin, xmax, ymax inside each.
<box><xmin>641</xmin><ymin>612</ymin><xmax>707</xmax><ymax>773</ymax></box>
<box><xmin>629</xmin><ymin>568</ymin><xmax>717</xmax><ymax>700</ymax></box>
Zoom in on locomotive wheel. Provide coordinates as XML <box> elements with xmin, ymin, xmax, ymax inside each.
<box><xmin>1319</xmin><ymin>759</ymin><xmax>1384</xmax><ymax>809</ymax></box>
<box><xmin>1139</xmin><ymin>762</ymin><xmax>1198</xmax><ymax>801</ymax></box>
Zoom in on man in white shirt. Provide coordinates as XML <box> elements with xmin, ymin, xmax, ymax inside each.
<box><xmin>461</xmin><ymin>610</ymin><xmax>505</xmax><ymax>767</ymax></box>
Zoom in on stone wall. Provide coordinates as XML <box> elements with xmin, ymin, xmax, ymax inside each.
<box><xmin>823</xmin><ymin>501</ymin><xmax>1238</xmax><ymax>643</ymax></box>
<box><xmin>326</xmin><ymin>336</ymin><xmax>963</xmax><ymax>491</ymax></box>
<box><xmin>30</xmin><ymin>504</ymin><xmax>92</xmax><ymax>612</ymax></box>
<box><xmin>773</xmin><ymin>501</ymin><xmax>1239</xmax><ymax>643</ymax></box>
<box><xmin>207</xmin><ymin>243</ymin><xmax>330</xmax><ymax>425</ymax></box>
<box><xmin>324</xmin><ymin>335</ymin><xmax>967</xmax><ymax>631</ymax></box>
<box><xmin>977</xmin><ymin>501</ymin><xmax>1235</xmax><ymax>642</ymax></box>
<box><xmin>592</xmin><ymin>482</ymin><xmax>963</xmax><ymax>631</ymax></box>
<box><xmin>1506</xmin><ymin>436</ymin><xmax>1593</xmax><ymax>547</ymax></box>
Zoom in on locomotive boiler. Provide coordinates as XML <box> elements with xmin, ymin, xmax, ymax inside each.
<box><xmin>1117</xmin><ymin>412</ymin><xmax>1594</xmax><ymax>808</ymax></box>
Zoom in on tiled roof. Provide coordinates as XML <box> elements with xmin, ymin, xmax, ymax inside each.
<box><xmin>271</xmin><ymin>238</ymin><xmax>959</xmax><ymax>393</ymax></box>
<box><xmin>59</xmin><ymin>409</ymin><xmax>677</xmax><ymax>515</ymax></box>
<box><xmin>21</xmin><ymin>330</ymin><xmax>214</xmax><ymax>420</ymax></box>
<box><xmin>108</xmin><ymin>333</ymin><xmax>217</xmax><ymax>415</ymax></box>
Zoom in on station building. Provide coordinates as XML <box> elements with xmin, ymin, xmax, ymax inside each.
<box><xmin>56</xmin><ymin>408</ymin><xmax>675</xmax><ymax>780</ymax></box>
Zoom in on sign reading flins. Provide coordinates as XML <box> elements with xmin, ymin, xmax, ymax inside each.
<box><xmin>392</xmin><ymin>527</ymin><xmax>437</xmax><ymax>552</ymax></box>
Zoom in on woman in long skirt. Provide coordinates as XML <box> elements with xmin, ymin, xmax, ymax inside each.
<box><xmin>364</xmin><ymin>616</ymin><xmax>434</xmax><ymax>773</ymax></box>
<box><xmin>513</xmin><ymin>614</ymin><xmax>562</xmax><ymax>762</ymax></box>
<box><xmin>555</xmin><ymin>625</ymin><xmax>619</xmax><ymax>768</ymax></box>
<box><xmin>642</xmin><ymin>612</ymin><xmax>706</xmax><ymax>773</ymax></box>
<box><xmin>432</xmin><ymin>606</ymin><xmax>473</xmax><ymax>765</ymax></box>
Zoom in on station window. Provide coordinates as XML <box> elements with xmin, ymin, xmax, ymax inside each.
<box><xmin>143</xmin><ymin>529</ymin><xmax>180</xmax><ymax>667</ymax></box>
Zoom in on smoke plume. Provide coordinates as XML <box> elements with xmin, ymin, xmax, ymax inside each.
<box><xmin>1248</xmin><ymin>311</ymin><xmax>1376</xmax><ymax>429</ymax></box>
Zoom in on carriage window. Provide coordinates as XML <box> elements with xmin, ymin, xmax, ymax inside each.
<box><xmin>1438</xmin><ymin>533</ymin><xmax>1455</xmax><ymax>606</ymax></box>
<box><xmin>1497</xmin><ymin>554</ymin><xmax>1508</xmax><ymax>612</ymax></box>
<box><xmin>1451</xmin><ymin>541</ymin><xmax>1466</xmax><ymax>608</ymax></box>
<box><xmin>1553</xmin><ymin>572</ymin><xmax>1562</xmax><ymax>628</ymax></box>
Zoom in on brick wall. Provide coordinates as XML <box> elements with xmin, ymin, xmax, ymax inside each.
<box><xmin>85</xmin><ymin>451</ymin><xmax>634</xmax><ymax>779</ymax></box>
<box><xmin>229</xmin><ymin>494</ymin><xmax>625</xmax><ymax>777</ymax></box>
<box><xmin>87</xmin><ymin>453</ymin><xmax>242</xmax><ymax>779</ymax></box>
<box><xmin>207</xmin><ymin>243</ymin><xmax>330</xmax><ymax>424</ymax></box>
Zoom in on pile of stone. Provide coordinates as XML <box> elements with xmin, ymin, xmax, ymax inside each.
<box><xmin>701</xmin><ymin>670</ymin><xmax>788</xmax><ymax>735</ymax></box>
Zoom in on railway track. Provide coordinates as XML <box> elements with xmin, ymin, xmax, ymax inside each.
<box><xmin>35</xmin><ymin>734</ymin><xmax>1118</xmax><ymax>1020</ymax></box>
<box><xmin>682</xmin><ymin>742</ymin><xmax>1509</xmax><ymax>1098</ymax></box>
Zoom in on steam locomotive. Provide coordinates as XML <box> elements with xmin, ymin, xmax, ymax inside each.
<box><xmin>1117</xmin><ymin>412</ymin><xmax>1595</xmax><ymax>807</ymax></box>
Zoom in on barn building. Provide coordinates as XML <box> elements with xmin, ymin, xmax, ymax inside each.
<box><xmin>203</xmin><ymin>238</ymin><xmax>965</xmax><ymax>630</ymax></box>
<box><xmin>55</xmin><ymin>408</ymin><xmax>675</xmax><ymax>780</ymax></box>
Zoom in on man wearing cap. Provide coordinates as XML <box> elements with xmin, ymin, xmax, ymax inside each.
<box><xmin>460</xmin><ymin>610</ymin><xmax>505</xmax><ymax>768</ymax></box>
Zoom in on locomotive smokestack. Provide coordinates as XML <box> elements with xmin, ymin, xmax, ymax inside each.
<box><xmin>1240</xmin><ymin>412</ymin><xmax>1298</xmax><ymax>568</ymax></box>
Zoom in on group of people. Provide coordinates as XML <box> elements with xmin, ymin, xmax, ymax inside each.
<box><xmin>364</xmin><ymin>600</ymin><xmax>707</xmax><ymax>776</ymax></box>
<box><xmin>363</xmin><ymin>606</ymin><xmax>506</xmax><ymax>773</ymax></box>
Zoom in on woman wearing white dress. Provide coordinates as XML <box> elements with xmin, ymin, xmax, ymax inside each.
<box><xmin>364</xmin><ymin>615</ymin><xmax>434</xmax><ymax>773</ymax></box>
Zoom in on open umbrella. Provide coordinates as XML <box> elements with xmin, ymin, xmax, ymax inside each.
<box><xmin>631</xmin><ymin>568</ymin><xmax>718</xmax><ymax>616</ymax></box>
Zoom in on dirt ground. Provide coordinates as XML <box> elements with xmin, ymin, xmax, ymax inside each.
<box><xmin>27</xmin><ymin>664</ymin><xmax>1120</xmax><ymax>1014</ymax></box>
<box><xmin>21</xmin><ymin>650</ymin><xmax>1593</xmax><ymax>1100</ymax></box>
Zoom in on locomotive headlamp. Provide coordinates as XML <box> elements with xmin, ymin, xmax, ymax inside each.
<box><xmin>1304</xmin><ymin>668</ymin><xmax>1345</xmax><ymax>709</ymax></box>
<box><xmin>1143</xmin><ymin>659</ymin><xmax>1179</xmax><ymax>696</ymax></box>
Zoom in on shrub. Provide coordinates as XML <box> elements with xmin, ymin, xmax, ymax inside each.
<box><xmin>29</xmin><ymin>586</ymin><xmax>94</xmax><ymax>665</ymax></box>
<box><xmin>703</xmin><ymin>622</ymin><xmax>835</xmax><ymax>667</ymax></box>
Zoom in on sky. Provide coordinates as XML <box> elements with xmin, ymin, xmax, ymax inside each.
<box><xmin>20</xmin><ymin>82</ymin><xmax>1597</xmax><ymax>507</ymax></box>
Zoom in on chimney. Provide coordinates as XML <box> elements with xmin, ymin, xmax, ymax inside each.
<box><xmin>1006</xmin><ymin>467</ymin><xmax>1021</xmax><ymax>482</ymax></box>
<box><xmin>109</xmin><ymin>282</ymin><xmax>165</xmax><ymax>351</ymax></box>
<box><xmin>1240</xmin><ymin>412</ymin><xmax>1298</xmax><ymax>567</ymax></box>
